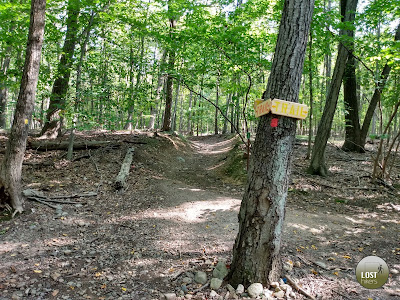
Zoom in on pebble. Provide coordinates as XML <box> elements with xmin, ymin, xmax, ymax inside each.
<box><xmin>263</xmin><ymin>288</ymin><xmax>273</xmax><ymax>298</ymax></box>
<box><xmin>247</xmin><ymin>283</ymin><xmax>263</xmax><ymax>298</ymax></box>
<box><xmin>194</xmin><ymin>271</ymin><xmax>207</xmax><ymax>284</ymax></box>
<box><xmin>315</xmin><ymin>261</ymin><xmax>327</xmax><ymax>269</ymax></box>
<box><xmin>210</xmin><ymin>290</ymin><xmax>218</xmax><ymax>298</ymax></box>
<box><xmin>273</xmin><ymin>290</ymin><xmax>285</xmax><ymax>299</ymax></box>
<box><xmin>64</xmin><ymin>250</ymin><xmax>72</xmax><ymax>255</ymax></box>
<box><xmin>182</xmin><ymin>277</ymin><xmax>193</xmax><ymax>284</ymax></box>
<box><xmin>236</xmin><ymin>284</ymin><xmax>244</xmax><ymax>294</ymax></box>
<box><xmin>390</xmin><ymin>269</ymin><xmax>399</xmax><ymax>274</ymax></box>
<box><xmin>280</xmin><ymin>284</ymin><xmax>290</xmax><ymax>292</ymax></box>
<box><xmin>226</xmin><ymin>284</ymin><xmax>235</xmax><ymax>294</ymax></box>
<box><xmin>270</xmin><ymin>282</ymin><xmax>279</xmax><ymax>288</ymax></box>
<box><xmin>181</xmin><ymin>285</ymin><xmax>188</xmax><ymax>293</ymax></box>
<box><xmin>212</xmin><ymin>261</ymin><xmax>229</xmax><ymax>279</ymax></box>
<box><xmin>210</xmin><ymin>278</ymin><xmax>222</xmax><ymax>290</ymax></box>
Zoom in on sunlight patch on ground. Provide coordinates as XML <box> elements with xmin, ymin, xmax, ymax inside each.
<box><xmin>148</xmin><ymin>197</ymin><xmax>241</xmax><ymax>222</ymax></box>
<box><xmin>177</xmin><ymin>187</ymin><xmax>204</xmax><ymax>192</ymax></box>
<box><xmin>328</xmin><ymin>165</ymin><xmax>343</xmax><ymax>172</ymax></box>
<box><xmin>344</xmin><ymin>216</ymin><xmax>370</xmax><ymax>224</ymax></box>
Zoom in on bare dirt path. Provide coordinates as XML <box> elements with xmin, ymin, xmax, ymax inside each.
<box><xmin>0</xmin><ymin>132</ymin><xmax>399</xmax><ymax>300</ymax></box>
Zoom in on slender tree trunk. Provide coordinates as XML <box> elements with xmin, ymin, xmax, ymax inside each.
<box><xmin>214</xmin><ymin>70</ymin><xmax>220</xmax><ymax>135</ymax></box>
<box><xmin>229</xmin><ymin>0</ymin><xmax>314</xmax><ymax>286</ymax></box>
<box><xmin>360</xmin><ymin>24</ymin><xmax>400</xmax><ymax>146</ymax></box>
<box><xmin>223</xmin><ymin>93</ymin><xmax>232</xmax><ymax>134</ymax></box>
<box><xmin>125</xmin><ymin>35</ymin><xmax>145</xmax><ymax>130</ymax></box>
<box><xmin>161</xmin><ymin>18</ymin><xmax>176</xmax><ymax>132</ymax></box>
<box><xmin>306</xmin><ymin>30</ymin><xmax>314</xmax><ymax>159</ymax></box>
<box><xmin>75</xmin><ymin>11</ymin><xmax>95</xmax><ymax>111</ymax></box>
<box><xmin>148</xmin><ymin>49</ymin><xmax>167</xmax><ymax>130</ymax></box>
<box><xmin>0</xmin><ymin>0</ymin><xmax>46</xmax><ymax>213</ymax></box>
<box><xmin>0</xmin><ymin>47</ymin><xmax>12</xmax><ymax>129</ymax></box>
<box><xmin>187</xmin><ymin>90</ymin><xmax>193</xmax><ymax>133</ymax></box>
<box><xmin>307</xmin><ymin>0</ymin><xmax>358</xmax><ymax>176</ymax></box>
<box><xmin>171</xmin><ymin>78</ymin><xmax>180</xmax><ymax>132</ymax></box>
<box><xmin>178</xmin><ymin>89</ymin><xmax>184</xmax><ymax>132</ymax></box>
<box><xmin>40</xmin><ymin>0</ymin><xmax>80</xmax><ymax>138</ymax></box>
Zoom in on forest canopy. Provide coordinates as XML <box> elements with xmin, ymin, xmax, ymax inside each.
<box><xmin>0</xmin><ymin>0</ymin><xmax>398</xmax><ymax>138</ymax></box>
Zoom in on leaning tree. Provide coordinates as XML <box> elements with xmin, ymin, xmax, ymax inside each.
<box><xmin>0</xmin><ymin>0</ymin><xmax>46</xmax><ymax>214</ymax></box>
<box><xmin>228</xmin><ymin>0</ymin><xmax>315</xmax><ymax>286</ymax></box>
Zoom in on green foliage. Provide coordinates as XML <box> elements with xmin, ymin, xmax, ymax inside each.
<box><xmin>0</xmin><ymin>0</ymin><xmax>397</xmax><ymax>137</ymax></box>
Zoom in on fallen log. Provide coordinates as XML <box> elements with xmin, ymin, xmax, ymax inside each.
<box><xmin>28</xmin><ymin>140</ymin><xmax>116</xmax><ymax>151</ymax></box>
<box><xmin>114</xmin><ymin>147</ymin><xmax>134</xmax><ymax>190</ymax></box>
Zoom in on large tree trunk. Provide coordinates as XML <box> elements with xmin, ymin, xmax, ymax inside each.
<box><xmin>228</xmin><ymin>0</ymin><xmax>314</xmax><ymax>287</ymax></box>
<box><xmin>40</xmin><ymin>0</ymin><xmax>80</xmax><ymax>138</ymax></box>
<box><xmin>342</xmin><ymin>53</ymin><xmax>362</xmax><ymax>152</ymax></box>
<box><xmin>0</xmin><ymin>0</ymin><xmax>46</xmax><ymax>213</ymax></box>
<box><xmin>307</xmin><ymin>0</ymin><xmax>358</xmax><ymax>176</ymax></box>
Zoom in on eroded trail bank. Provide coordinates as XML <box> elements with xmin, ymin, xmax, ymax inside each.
<box><xmin>0</xmin><ymin>132</ymin><xmax>399</xmax><ymax>300</ymax></box>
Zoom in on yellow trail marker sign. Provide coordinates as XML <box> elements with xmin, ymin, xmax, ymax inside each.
<box><xmin>254</xmin><ymin>98</ymin><xmax>308</xmax><ymax>120</ymax></box>
<box><xmin>254</xmin><ymin>99</ymin><xmax>272</xmax><ymax>118</ymax></box>
<box><xmin>271</xmin><ymin>99</ymin><xmax>308</xmax><ymax>119</ymax></box>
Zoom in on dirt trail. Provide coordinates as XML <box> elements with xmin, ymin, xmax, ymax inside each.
<box><xmin>0</xmin><ymin>132</ymin><xmax>399</xmax><ymax>300</ymax></box>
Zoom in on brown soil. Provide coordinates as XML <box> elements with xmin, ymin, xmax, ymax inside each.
<box><xmin>0</xmin><ymin>131</ymin><xmax>399</xmax><ymax>300</ymax></box>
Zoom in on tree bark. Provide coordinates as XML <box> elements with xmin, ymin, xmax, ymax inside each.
<box><xmin>307</xmin><ymin>0</ymin><xmax>358</xmax><ymax>176</ymax></box>
<box><xmin>229</xmin><ymin>0</ymin><xmax>314</xmax><ymax>287</ymax></box>
<box><xmin>40</xmin><ymin>0</ymin><xmax>80</xmax><ymax>138</ymax></box>
<box><xmin>342</xmin><ymin>53</ymin><xmax>362</xmax><ymax>152</ymax></box>
<box><xmin>306</xmin><ymin>29</ymin><xmax>314</xmax><ymax>160</ymax></box>
<box><xmin>161</xmin><ymin>18</ymin><xmax>177</xmax><ymax>132</ymax></box>
<box><xmin>0</xmin><ymin>0</ymin><xmax>46</xmax><ymax>213</ymax></box>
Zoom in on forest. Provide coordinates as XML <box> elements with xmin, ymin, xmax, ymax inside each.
<box><xmin>0</xmin><ymin>0</ymin><xmax>399</xmax><ymax>299</ymax></box>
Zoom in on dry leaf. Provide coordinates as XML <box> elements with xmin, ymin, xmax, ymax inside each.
<box><xmin>333</xmin><ymin>271</ymin><xmax>339</xmax><ymax>276</ymax></box>
<box><xmin>52</xmin><ymin>290</ymin><xmax>59</xmax><ymax>296</ymax></box>
<box><xmin>311</xmin><ymin>269</ymin><xmax>318</xmax><ymax>275</ymax></box>
<box><xmin>342</xmin><ymin>255</ymin><xmax>351</xmax><ymax>259</ymax></box>
<box><xmin>121</xmin><ymin>287</ymin><xmax>127</xmax><ymax>291</ymax></box>
<box><xmin>33</xmin><ymin>270</ymin><xmax>42</xmax><ymax>273</ymax></box>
